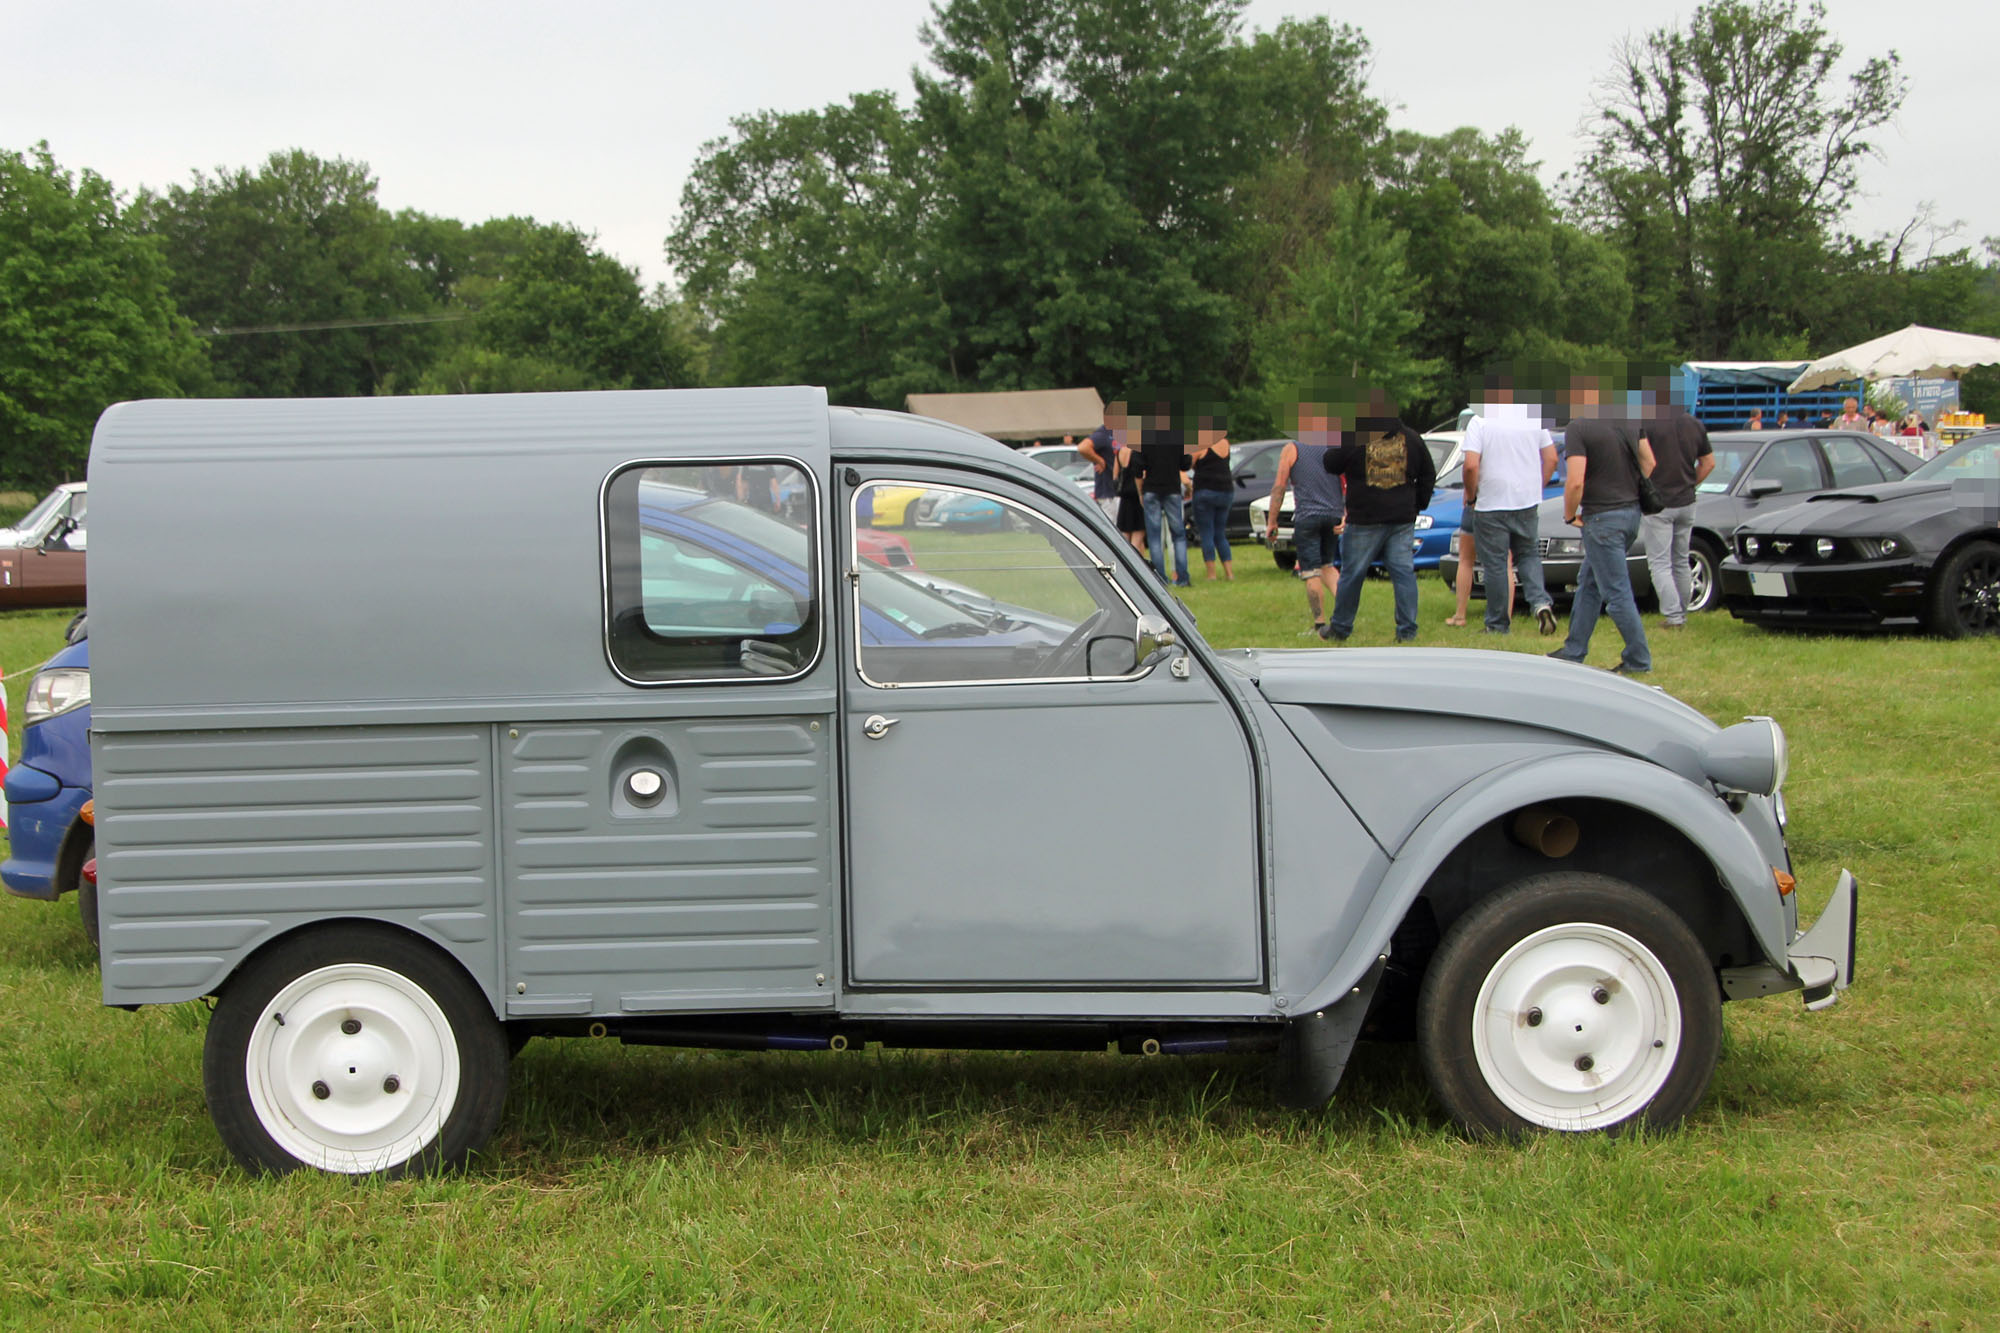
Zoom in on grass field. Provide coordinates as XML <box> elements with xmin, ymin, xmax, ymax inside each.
<box><xmin>0</xmin><ymin>559</ymin><xmax>1994</xmax><ymax>1331</ymax></box>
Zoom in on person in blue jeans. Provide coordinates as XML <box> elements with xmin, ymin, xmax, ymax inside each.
<box><xmin>1188</xmin><ymin>413</ymin><xmax>1236</xmax><ymax>580</ymax></box>
<box><xmin>1319</xmin><ymin>395</ymin><xmax>1435</xmax><ymax>643</ymax></box>
<box><xmin>1128</xmin><ymin>404</ymin><xmax>1193</xmax><ymax>586</ymax></box>
<box><xmin>1548</xmin><ymin>376</ymin><xmax>1655</xmax><ymax>674</ymax></box>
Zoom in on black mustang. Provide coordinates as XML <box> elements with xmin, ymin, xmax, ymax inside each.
<box><xmin>1721</xmin><ymin>430</ymin><xmax>2000</xmax><ymax>636</ymax></box>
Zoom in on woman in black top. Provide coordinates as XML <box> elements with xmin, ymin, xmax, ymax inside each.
<box><xmin>1189</xmin><ymin>425</ymin><xmax>1235</xmax><ymax>580</ymax></box>
<box><xmin>1114</xmin><ymin>442</ymin><xmax>1147</xmax><ymax>555</ymax></box>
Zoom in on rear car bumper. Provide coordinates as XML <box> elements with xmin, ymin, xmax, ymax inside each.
<box><xmin>1720</xmin><ymin>558</ymin><xmax>1928</xmax><ymax>628</ymax></box>
<box><xmin>1720</xmin><ymin>870</ymin><xmax>1857</xmax><ymax>1010</ymax></box>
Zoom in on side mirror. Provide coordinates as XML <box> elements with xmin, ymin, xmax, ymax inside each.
<box><xmin>1135</xmin><ymin>613</ymin><xmax>1178</xmax><ymax>667</ymax></box>
<box><xmin>1747</xmin><ymin>479</ymin><xmax>1783</xmax><ymax>499</ymax></box>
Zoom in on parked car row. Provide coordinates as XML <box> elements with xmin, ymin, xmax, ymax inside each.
<box><xmin>1439</xmin><ymin>430</ymin><xmax>1924</xmax><ymax>614</ymax></box>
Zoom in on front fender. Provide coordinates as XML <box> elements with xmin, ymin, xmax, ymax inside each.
<box><xmin>1291</xmin><ymin>750</ymin><xmax>1790</xmax><ymax>1016</ymax></box>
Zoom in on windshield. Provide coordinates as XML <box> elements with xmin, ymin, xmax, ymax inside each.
<box><xmin>1910</xmin><ymin>436</ymin><xmax>2000</xmax><ymax>482</ymax></box>
<box><xmin>1698</xmin><ymin>438</ymin><xmax>1764</xmax><ymax>493</ymax></box>
<box><xmin>9</xmin><ymin>488</ymin><xmax>69</xmax><ymax>534</ymax></box>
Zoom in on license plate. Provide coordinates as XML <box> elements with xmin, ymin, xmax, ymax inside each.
<box><xmin>1750</xmin><ymin>571</ymin><xmax>1788</xmax><ymax>598</ymax></box>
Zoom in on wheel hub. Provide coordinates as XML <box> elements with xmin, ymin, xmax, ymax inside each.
<box><xmin>1473</xmin><ymin>922</ymin><xmax>1681</xmax><ymax>1130</ymax></box>
<box><xmin>246</xmin><ymin>964</ymin><xmax>459</xmax><ymax>1173</ymax></box>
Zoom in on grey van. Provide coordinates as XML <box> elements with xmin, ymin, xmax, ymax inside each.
<box><xmin>87</xmin><ymin>388</ymin><xmax>1854</xmax><ymax>1176</ymax></box>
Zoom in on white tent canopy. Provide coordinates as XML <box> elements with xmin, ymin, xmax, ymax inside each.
<box><xmin>1787</xmin><ymin>324</ymin><xmax>2000</xmax><ymax>394</ymax></box>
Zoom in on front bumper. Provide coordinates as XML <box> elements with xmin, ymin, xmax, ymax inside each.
<box><xmin>1719</xmin><ymin>558</ymin><xmax>1927</xmax><ymax>628</ymax></box>
<box><xmin>0</xmin><ymin>766</ymin><xmax>91</xmax><ymax>901</ymax></box>
<box><xmin>1720</xmin><ymin>870</ymin><xmax>1857</xmax><ymax>1010</ymax></box>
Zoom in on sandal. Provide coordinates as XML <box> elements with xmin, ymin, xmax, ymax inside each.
<box><xmin>1443</xmin><ymin>615</ymin><xmax>1466</xmax><ymax>627</ymax></box>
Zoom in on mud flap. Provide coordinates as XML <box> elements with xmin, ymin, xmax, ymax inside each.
<box><xmin>1270</xmin><ymin>953</ymin><xmax>1387</xmax><ymax>1109</ymax></box>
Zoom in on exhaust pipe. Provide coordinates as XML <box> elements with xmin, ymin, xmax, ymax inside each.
<box><xmin>1512</xmin><ymin>805</ymin><xmax>1579</xmax><ymax>858</ymax></box>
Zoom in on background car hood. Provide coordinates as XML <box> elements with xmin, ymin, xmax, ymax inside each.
<box><xmin>1736</xmin><ymin>481</ymin><xmax>1957</xmax><ymax>535</ymax></box>
<box><xmin>1223</xmin><ymin>646</ymin><xmax>1721</xmax><ymax>782</ymax></box>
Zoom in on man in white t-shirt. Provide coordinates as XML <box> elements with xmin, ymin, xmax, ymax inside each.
<box><xmin>1463</xmin><ymin>382</ymin><xmax>1560</xmax><ymax>635</ymax></box>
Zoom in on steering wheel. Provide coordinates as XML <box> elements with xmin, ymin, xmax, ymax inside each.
<box><xmin>1037</xmin><ymin>607</ymin><xmax>1114</xmax><ymax>678</ymax></box>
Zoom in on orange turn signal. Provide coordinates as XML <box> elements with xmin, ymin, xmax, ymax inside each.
<box><xmin>80</xmin><ymin>799</ymin><xmax>94</xmax><ymax>827</ymax></box>
<box><xmin>1773</xmin><ymin>868</ymin><xmax>1795</xmax><ymax>898</ymax></box>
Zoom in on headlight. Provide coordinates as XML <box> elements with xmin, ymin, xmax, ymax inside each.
<box><xmin>1853</xmin><ymin>536</ymin><xmax>1908</xmax><ymax>560</ymax></box>
<box><xmin>1700</xmin><ymin>715</ymin><xmax>1788</xmax><ymax>796</ymax></box>
<box><xmin>25</xmin><ymin>667</ymin><xmax>90</xmax><ymax>724</ymax></box>
<box><xmin>1743</xmin><ymin>536</ymin><xmax>1761</xmax><ymax>559</ymax></box>
<box><xmin>1815</xmin><ymin>537</ymin><xmax>1836</xmax><ymax>559</ymax></box>
<box><xmin>1414</xmin><ymin>515</ymin><xmax>1433</xmax><ymax>530</ymax></box>
<box><xmin>1546</xmin><ymin>538</ymin><xmax>1582</xmax><ymax>557</ymax></box>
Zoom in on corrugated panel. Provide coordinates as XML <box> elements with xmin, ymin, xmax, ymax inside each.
<box><xmin>96</xmin><ymin>727</ymin><xmax>498</xmax><ymax>1005</ymax></box>
<box><xmin>502</xmin><ymin>717</ymin><xmax>835</xmax><ymax>1015</ymax></box>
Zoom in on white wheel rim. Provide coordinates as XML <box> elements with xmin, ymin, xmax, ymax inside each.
<box><xmin>245</xmin><ymin>963</ymin><xmax>461</xmax><ymax>1173</ymax></box>
<box><xmin>1471</xmin><ymin>922</ymin><xmax>1681</xmax><ymax>1131</ymax></box>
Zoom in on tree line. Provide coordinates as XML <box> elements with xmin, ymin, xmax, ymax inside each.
<box><xmin>4</xmin><ymin>0</ymin><xmax>1996</xmax><ymax>491</ymax></box>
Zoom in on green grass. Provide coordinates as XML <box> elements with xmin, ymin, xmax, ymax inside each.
<box><xmin>1</xmin><ymin>567</ymin><xmax>1995</xmax><ymax>1330</ymax></box>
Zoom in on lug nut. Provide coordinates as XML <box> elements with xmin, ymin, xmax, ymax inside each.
<box><xmin>382</xmin><ymin>1075</ymin><xmax>400</xmax><ymax>1094</ymax></box>
<box><xmin>341</xmin><ymin>1018</ymin><xmax>361</xmax><ymax>1035</ymax></box>
<box><xmin>1526</xmin><ymin>1008</ymin><xmax>1543</xmax><ymax>1027</ymax></box>
<box><xmin>311</xmin><ymin>1080</ymin><xmax>331</xmax><ymax>1100</ymax></box>
<box><xmin>1592</xmin><ymin>988</ymin><xmax>1610</xmax><ymax>1005</ymax></box>
<box><xmin>1574</xmin><ymin>1055</ymin><xmax>1594</xmax><ymax>1072</ymax></box>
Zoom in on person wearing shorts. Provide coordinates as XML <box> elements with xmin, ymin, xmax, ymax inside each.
<box><xmin>1266</xmin><ymin>403</ymin><xmax>1345</xmax><ymax>636</ymax></box>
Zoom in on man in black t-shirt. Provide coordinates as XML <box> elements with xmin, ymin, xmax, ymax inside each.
<box><xmin>1640</xmin><ymin>392</ymin><xmax>1715</xmax><ymax>627</ymax></box>
<box><xmin>1129</xmin><ymin>404</ymin><xmax>1193</xmax><ymax>586</ymax></box>
<box><xmin>1318</xmin><ymin>394</ymin><xmax>1435</xmax><ymax>642</ymax></box>
<box><xmin>1548</xmin><ymin>375</ymin><xmax>1655</xmax><ymax>674</ymax></box>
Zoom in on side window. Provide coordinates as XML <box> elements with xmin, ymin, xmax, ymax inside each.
<box><xmin>602</xmin><ymin>462</ymin><xmax>819</xmax><ymax>684</ymax></box>
<box><xmin>1747</xmin><ymin>439</ymin><xmax>1824</xmax><ymax>494</ymax></box>
<box><xmin>853</xmin><ymin>482</ymin><xmax>1140</xmax><ymax>687</ymax></box>
<box><xmin>1865</xmin><ymin>438</ymin><xmax>1921</xmax><ymax>476</ymax></box>
<box><xmin>1820</xmin><ymin>436</ymin><xmax>1887</xmax><ymax>488</ymax></box>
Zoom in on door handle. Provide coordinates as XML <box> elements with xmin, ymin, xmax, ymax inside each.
<box><xmin>862</xmin><ymin>714</ymin><xmax>900</xmax><ymax>740</ymax></box>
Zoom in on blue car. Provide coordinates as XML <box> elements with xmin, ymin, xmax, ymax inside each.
<box><xmin>2</xmin><ymin>624</ymin><xmax>95</xmax><ymax>941</ymax></box>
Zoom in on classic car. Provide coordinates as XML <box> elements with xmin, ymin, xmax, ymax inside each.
<box><xmin>1439</xmin><ymin>430</ymin><xmax>1921</xmax><ymax>613</ymax></box>
<box><xmin>1720</xmin><ymin>430</ymin><xmax>2000</xmax><ymax>636</ymax></box>
<box><xmin>0</xmin><ymin>482</ymin><xmax>87</xmax><ymax>608</ymax></box>
<box><xmin>85</xmin><ymin>389</ymin><xmax>1852</xmax><ymax>1176</ymax></box>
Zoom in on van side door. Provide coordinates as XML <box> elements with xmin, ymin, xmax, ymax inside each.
<box><xmin>837</xmin><ymin>471</ymin><xmax>1263</xmax><ymax>990</ymax></box>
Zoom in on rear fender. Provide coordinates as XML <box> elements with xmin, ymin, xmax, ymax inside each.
<box><xmin>1290</xmin><ymin>751</ymin><xmax>1789</xmax><ymax>1016</ymax></box>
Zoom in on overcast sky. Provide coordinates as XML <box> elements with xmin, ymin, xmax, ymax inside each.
<box><xmin>6</xmin><ymin>0</ymin><xmax>1993</xmax><ymax>294</ymax></box>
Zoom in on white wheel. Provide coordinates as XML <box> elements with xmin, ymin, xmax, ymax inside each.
<box><xmin>1470</xmin><ymin>923</ymin><xmax>1681</xmax><ymax>1130</ymax></box>
<box><xmin>244</xmin><ymin>963</ymin><xmax>461</xmax><ymax>1173</ymax></box>
<box><xmin>1418</xmin><ymin>873</ymin><xmax>1721</xmax><ymax>1135</ymax></box>
<box><xmin>204</xmin><ymin>925</ymin><xmax>508</xmax><ymax>1175</ymax></box>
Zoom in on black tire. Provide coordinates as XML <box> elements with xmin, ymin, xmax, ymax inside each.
<box><xmin>1417</xmin><ymin>872</ymin><xmax>1721</xmax><ymax>1136</ymax></box>
<box><xmin>1686</xmin><ymin>537</ymin><xmax>1723</xmax><ymax>614</ymax></box>
<box><xmin>1272</xmin><ymin>550</ymin><xmax>1297</xmax><ymax>572</ymax></box>
<box><xmin>67</xmin><ymin>830</ymin><xmax>98</xmax><ymax>947</ymax></box>
<box><xmin>202</xmin><ymin>923</ymin><xmax>508</xmax><ymax>1176</ymax></box>
<box><xmin>1926</xmin><ymin>540</ymin><xmax>2000</xmax><ymax>638</ymax></box>
<box><xmin>77</xmin><ymin>879</ymin><xmax>99</xmax><ymax>948</ymax></box>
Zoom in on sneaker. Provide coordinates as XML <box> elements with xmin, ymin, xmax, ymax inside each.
<box><xmin>1610</xmin><ymin>662</ymin><xmax>1651</xmax><ymax>676</ymax></box>
<box><xmin>1319</xmin><ymin>624</ymin><xmax>1349</xmax><ymax>642</ymax></box>
<box><xmin>1395</xmin><ymin>633</ymin><xmax>1418</xmax><ymax>644</ymax></box>
<box><xmin>1659</xmin><ymin>619</ymin><xmax>1686</xmax><ymax>630</ymax></box>
<box><xmin>1546</xmin><ymin>649</ymin><xmax>1583</xmax><ymax>663</ymax></box>
<box><xmin>1301</xmin><ymin>623</ymin><xmax>1326</xmax><ymax>638</ymax></box>
<box><xmin>1174</xmin><ymin>579</ymin><xmax>1193</xmax><ymax>588</ymax></box>
<box><xmin>1536</xmin><ymin>606</ymin><xmax>1559</xmax><ymax>636</ymax></box>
